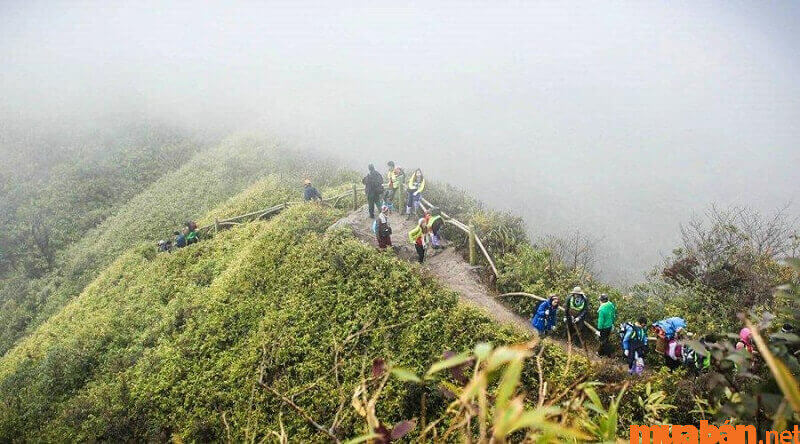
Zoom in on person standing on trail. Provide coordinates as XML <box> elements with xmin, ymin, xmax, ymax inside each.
<box><xmin>376</xmin><ymin>205</ymin><xmax>393</xmax><ymax>249</ymax></box>
<box><xmin>408</xmin><ymin>218</ymin><xmax>428</xmax><ymax>263</ymax></box>
<box><xmin>427</xmin><ymin>207</ymin><xmax>445</xmax><ymax>250</ymax></box>
<box><xmin>303</xmin><ymin>179</ymin><xmax>322</xmax><ymax>202</ymax></box>
<box><xmin>621</xmin><ymin>317</ymin><xmax>648</xmax><ymax>375</ymax></box>
<box><xmin>531</xmin><ymin>295</ymin><xmax>560</xmax><ymax>336</ymax></box>
<box><xmin>406</xmin><ymin>169</ymin><xmax>425</xmax><ymax>219</ymax></box>
<box><xmin>362</xmin><ymin>164</ymin><xmax>384</xmax><ymax>219</ymax></box>
<box><xmin>384</xmin><ymin>161</ymin><xmax>404</xmax><ymax>212</ymax></box>
<box><xmin>565</xmin><ymin>287</ymin><xmax>589</xmax><ymax>346</ymax></box>
<box><xmin>596</xmin><ymin>293</ymin><xmax>617</xmax><ymax>356</ymax></box>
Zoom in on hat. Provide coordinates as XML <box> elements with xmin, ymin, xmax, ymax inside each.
<box><xmin>303</xmin><ymin>179</ymin><xmax>311</xmax><ymax>185</ymax></box>
<box><xmin>381</xmin><ymin>205</ymin><xmax>389</xmax><ymax>212</ymax></box>
<box><xmin>571</xmin><ymin>286</ymin><xmax>585</xmax><ymax>295</ymax></box>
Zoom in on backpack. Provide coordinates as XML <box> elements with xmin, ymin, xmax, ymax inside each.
<box><xmin>620</xmin><ymin>323</ymin><xmax>646</xmax><ymax>351</ymax></box>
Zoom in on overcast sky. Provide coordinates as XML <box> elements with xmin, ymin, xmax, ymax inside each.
<box><xmin>2</xmin><ymin>1</ymin><xmax>798</xmax><ymax>282</ymax></box>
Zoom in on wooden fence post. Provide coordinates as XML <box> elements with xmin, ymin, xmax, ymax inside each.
<box><xmin>352</xmin><ymin>184</ymin><xmax>358</xmax><ymax>211</ymax></box>
<box><xmin>214</xmin><ymin>218</ymin><xmax>219</xmax><ymax>234</ymax></box>
<box><xmin>469</xmin><ymin>222</ymin><xmax>477</xmax><ymax>266</ymax></box>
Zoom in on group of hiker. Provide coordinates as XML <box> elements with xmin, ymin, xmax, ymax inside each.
<box><xmin>529</xmin><ymin>287</ymin><xmax>798</xmax><ymax>376</ymax></box>
<box><xmin>157</xmin><ymin>220</ymin><xmax>199</xmax><ymax>252</ymax></box>
<box><xmin>356</xmin><ymin>162</ymin><xmax>440</xmax><ymax>264</ymax></box>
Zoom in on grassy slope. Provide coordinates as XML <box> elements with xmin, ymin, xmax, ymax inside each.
<box><xmin>0</xmin><ymin>135</ymin><xmax>355</xmax><ymax>355</ymax></box>
<box><xmin>0</xmin><ymin>203</ymin><xmax>568</xmax><ymax>442</ymax></box>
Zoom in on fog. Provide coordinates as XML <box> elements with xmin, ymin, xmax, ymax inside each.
<box><xmin>2</xmin><ymin>1</ymin><xmax>799</xmax><ymax>283</ymax></box>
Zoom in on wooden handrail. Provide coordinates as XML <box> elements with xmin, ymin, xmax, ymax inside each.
<box><xmin>419</xmin><ymin>196</ymin><xmax>497</xmax><ymax>277</ymax></box>
<box><xmin>181</xmin><ymin>184</ymin><xmax>503</xmax><ymax>279</ymax></box>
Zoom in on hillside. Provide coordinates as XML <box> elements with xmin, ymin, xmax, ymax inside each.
<box><xmin>0</xmin><ymin>136</ymin><xmax>797</xmax><ymax>441</ymax></box>
<box><xmin>0</xmin><ymin>202</ymin><xmax>595</xmax><ymax>441</ymax></box>
<box><xmin>0</xmin><ymin>133</ymin><xmax>354</xmax><ymax>354</ymax></box>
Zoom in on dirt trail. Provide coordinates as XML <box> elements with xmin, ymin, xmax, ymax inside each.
<box><xmin>331</xmin><ymin>205</ymin><xmax>633</xmax><ymax>372</ymax></box>
<box><xmin>332</xmin><ymin>206</ymin><xmax>531</xmax><ymax>331</ymax></box>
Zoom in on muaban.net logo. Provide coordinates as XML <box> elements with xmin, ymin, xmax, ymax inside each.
<box><xmin>629</xmin><ymin>421</ymin><xmax>800</xmax><ymax>443</ymax></box>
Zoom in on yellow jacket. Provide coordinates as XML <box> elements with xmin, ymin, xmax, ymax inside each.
<box><xmin>387</xmin><ymin>169</ymin><xmax>401</xmax><ymax>190</ymax></box>
<box><xmin>407</xmin><ymin>174</ymin><xmax>425</xmax><ymax>194</ymax></box>
<box><xmin>408</xmin><ymin>225</ymin><xmax>424</xmax><ymax>245</ymax></box>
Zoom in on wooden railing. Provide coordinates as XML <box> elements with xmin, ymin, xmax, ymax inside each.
<box><xmin>195</xmin><ymin>189</ymin><xmax>354</xmax><ymax>235</ymax></box>
<box><xmin>194</xmin><ymin>184</ymin><xmax>501</xmax><ymax>279</ymax></box>
<box><xmin>182</xmin><ymin>183</ymin><xmax>608</xmax><ymax>333</ymax></box>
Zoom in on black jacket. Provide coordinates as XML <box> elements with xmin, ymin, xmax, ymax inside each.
<box><xmin>363</xmin><ymin>170</ymin><xmax>384</xmax><ymax>195</ymax></box>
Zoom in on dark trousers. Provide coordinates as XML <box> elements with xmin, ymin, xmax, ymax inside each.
<box><xmin>415</xmin><ymin>243</ymin><xmax>425</xmax><ymax>263</ymax></box>
<box><xmin>367</xmin><ymin>192</ymin><xmax>381</xmax><ymax>218</ymax></box>
<box><xmin>598</xmin><ymin>327</ymin><xmax>612</xmax><ymax>356</ymax></box>
<box><xmin>377</xmin><ymin>235</ymin><xmax>392</xmax><ymax>249</ymax></box>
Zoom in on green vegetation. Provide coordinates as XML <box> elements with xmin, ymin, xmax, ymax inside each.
<box><xmin>0</xmin><ymin>132</ymin><xmax>353</xmax><ymax>355</ymax></box>
<box><xmin>0</xmin><ymin>140</ymin><xmax>797</xmax><ymax>441</ymax></box>
<box><xmin>0</xmin><ymin>204</ymin><xmax>579</xmax><ymax>441</ymax></box>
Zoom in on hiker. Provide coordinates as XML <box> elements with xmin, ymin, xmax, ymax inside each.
<box><xmin>621</xmin><ymin>317</ymin><xmax>648</xmax><ymax>375</ymax></box>
<box><xmin>157</xmin><ymin>239</ymin><xmax>172</xmax><ymax>253</ymax></box>
<box><xmin>384</xmin><ymin>161</ymin><xmax>404</xmax><ymax>212</ymax></box>
<box><xmin>684</xmin><ymin>333</ymin><xmax>715</xmax><ymax>375</ymax></box>
<box><xmin>652</xmin><ymin>317</ymin><xmax>687</xmax><ymax>355</ymax></box>
<box><xmin>565</xmin><ymin>286</ymin><xmax>589</xmax><ymax>346</ymax></box>
<box><xmin>531</xmin><ymin>295</ymin><xmax>560</xmax><ymax>336</ymax></box>
<box><xmin>303</xmin><ymin>179</ymin><xmax>322</xmax><ymax>202</ymax></box>
<box><xmin>596</xmin><ymin>293</ymin><xmax>617</xmax><ymax>356</ymax></box>
<box><xmin>736</xmin><ymin>327</ymin><xmax>755</xmax><ymax>354</ymax></box>
<box><xmin>408</xmin><ymin>218</ymin><xmax>428</xmax><ymax>263</ymax></box>
<box><xmin>376</xmin><ymin>205</ymin><xmax>392</xmax><ymax>249</ymax></box>
<box><xmin>362</xmin><ymin>164</ymin><xmax>384</xmax><ymax>219</ymax></box>
<box><xmin>406</xmin><ymin>169</ymin><xmax>425</xmax><ymax>219</ymax></box>
<box><xmin>175</xmin><ymin>228</ymin><xmax>187</xmax><ymax>248</ymax></box>
<box><xmin>664</xmin><ymin>329</ymin><xmax>688</xmax><ymax>371</ymax></box>
<box><xmin>427</xmin><ymin>207</ymin><xmax>445</xmax><ymax>250</ymax></box>
<box><xmin>186</xmin><ymin>226</ymin><xmax>199</xmax><ymax>245</ymax></box>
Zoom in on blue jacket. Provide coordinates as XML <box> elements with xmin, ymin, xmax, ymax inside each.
<box><xmin>531</xmin><ymin>299</ymin><xmax>558</xmax><ymax>332</ymax></box>
<box><xmin>622</xmin><ymin>324</ymin><xmax>648</xmax><ymax>351</ymax></box>
<box><xmin>175</xmin><ymin>234</ymin><xmax>186</xmax><ymax>248</ymax></box>
<box><xmin>654</xmin><ymin>317</ymin><xmax>687</xmax><ymax>339</ymax></box>
<box><xmin>304</xmin><ymin>186</ymin><xmax>321</xmax><ymax>201</ymax></box>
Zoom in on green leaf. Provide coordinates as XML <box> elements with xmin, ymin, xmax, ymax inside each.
<box><xmin>425</xmin><ymin>352</ymin><xmax>472</xmax><ymax>377</ymax></box>
<box><xmin>343</xmin><ymin>433</ymin><xmax>381</xmax><ymax>444</ymax></box>
<box><xmin>391</xmin><ymin>367</ymin><xmax>422</xmax><ymax>383</ymax></box>
<box><xmin>474</xmin><ymin>342</ymin><xmax>492</xmax><ymax>361</ymax></box>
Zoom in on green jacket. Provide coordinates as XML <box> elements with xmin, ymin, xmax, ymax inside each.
<box><xmin>597</xmin><ymin>301</ymin><xmax>616</xmax><ymax>330</ymax></box>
